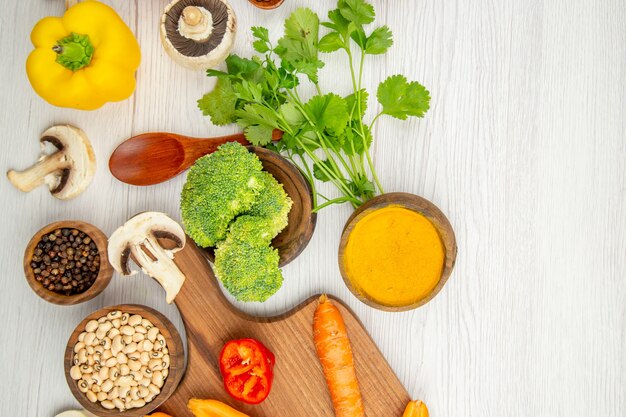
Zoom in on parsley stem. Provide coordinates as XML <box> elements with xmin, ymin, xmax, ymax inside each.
<box><xmin>313</xmin><ymin>196</ymin><xmax>361</xmax><ymax>212</ymax></box>
<box><xmin>365</xmin><ymin>148</ymin><xmax>384</xmax><ymax>194</ymax></box>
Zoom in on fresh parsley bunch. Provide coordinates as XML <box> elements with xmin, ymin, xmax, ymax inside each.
<box><xmin>198</xmin><ymin>0</ymin><xmax>430</xmax><ymax>211</ymax></box>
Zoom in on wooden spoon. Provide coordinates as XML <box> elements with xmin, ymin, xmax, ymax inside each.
<box><xmin>109</xmin><ymin>130</ymin><xmax>283</xmax><ymax>186</ymax></box>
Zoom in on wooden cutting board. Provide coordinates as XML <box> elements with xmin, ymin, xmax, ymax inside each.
<box><xmin>158</xmin><ymin>238</ymin><xmax>411</xmax><ymax>416</ymax></box>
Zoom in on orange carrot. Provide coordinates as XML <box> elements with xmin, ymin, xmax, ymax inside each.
<box><xmin>313</xmin><ymin>294</ymin><xmax>364</xmax><ymax>417</ymax></box>
<box><xmin>402</xmin><ymin>400</ymin><xmax>429</xmax><ymax>417</ymax></box>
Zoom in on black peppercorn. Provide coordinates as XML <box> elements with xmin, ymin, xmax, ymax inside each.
<box><xmin>30</xmin><ymin>227</ymin><xmax>100</xmax><ymax>296</ymax></box>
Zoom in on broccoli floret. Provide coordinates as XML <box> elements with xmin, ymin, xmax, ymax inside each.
<box><xmin>214</xmin><ymin>237</ymin><xmax>283</xmax><ymax>302</ymax></box>
<box><xmin>180</xmin><ymin>142</ymin><xmax>265</xmax><ymax>247</ymax></box>
<box><xmin>246</xmin><ymin>171</ymin><xmax>293</xmax><ymax>237</ymax></box>
<box><xmin>226</xmin><ymin>172</ymin><xmax>293</xmax><ymax>246</ymax></box>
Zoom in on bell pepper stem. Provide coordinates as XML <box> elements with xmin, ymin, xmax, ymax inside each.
<box><xmin>53</xmin><ymin>32</ymin><xmax>94</xmax><ymax>72</ymax></box>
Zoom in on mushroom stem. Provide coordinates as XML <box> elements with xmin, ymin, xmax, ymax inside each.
<box><xmin>7</xmin><ymin>152</ymin><xmax>68</xmax><ymax>193</ymax></box>
<box><xmin>182</xmin><ymin>6</ymin><xmax>203</xmax><ymax>26</ymax></box>
<box><xmin>132</xmin><ymin>235</ymin><xmax>186</xmax><ymax>304</ymax></box>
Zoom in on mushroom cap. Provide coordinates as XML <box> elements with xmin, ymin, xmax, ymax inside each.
<box><xmin>108</xmin><ymin>212</ymin><xmax>186</xmax><ymax>276</ymax></box>
<box><xmin>41</xmin><ymin>125</ymin><xmax>96</xmax><ymax>200</ymax></box>
<box><xmin>160</xmin><ymin>0</ymin><xmax>237</xmax><ymax>70</ymax></box>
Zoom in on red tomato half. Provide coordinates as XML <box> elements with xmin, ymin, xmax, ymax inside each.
<box><xmin>219</xmin><ymin>338</ymin><xmax>276</xmax><ymax>404</ymax></box>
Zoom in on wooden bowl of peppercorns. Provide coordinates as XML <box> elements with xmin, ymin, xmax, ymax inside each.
<box><xmin>23</xmin><ymin>220</ymin><xmax>112</xmax><ymax>305</ymax></box>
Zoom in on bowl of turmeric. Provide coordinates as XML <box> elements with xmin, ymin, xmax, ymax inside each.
<box><xmin>338</xmin><ymin>193</ymin><xmax>457</xmax><ymax>311</ymax></box>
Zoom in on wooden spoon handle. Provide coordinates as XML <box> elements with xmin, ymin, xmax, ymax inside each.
<box><xmin>183</xmin><ymin>129</ymin><xmax>283</xmax><ymax>164</ymax></box>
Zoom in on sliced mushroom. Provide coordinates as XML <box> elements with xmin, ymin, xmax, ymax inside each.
<box><xmin>108</xmin><ymin>212</ymin><xmax>187</xmax><ymax>304</ymax></box>
<box><xmin>7</xmin><ymin>125</ymin><xmax>96</xmax><ymax>200</ymax></box>
<box><xmin>160</xmin><ymin>0</ymin><xmax>236</xmax><ymax>70</ymax></box>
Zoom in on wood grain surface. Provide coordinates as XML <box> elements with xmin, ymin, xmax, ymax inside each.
<box><xmin>160</xmin><ymin>238</ymin><xmax>409</xmax><ymax>417</ymax></box>
<box><xmin>0</xmin><ymin>1</ymin><xmax>624</xmax><ymax>416</ymax></box>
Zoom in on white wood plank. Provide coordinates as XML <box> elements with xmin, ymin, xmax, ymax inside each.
<box><xmin>0</xmin><ymin>0</ymin><xmax>624</xmax><ymax>415</ymax></box>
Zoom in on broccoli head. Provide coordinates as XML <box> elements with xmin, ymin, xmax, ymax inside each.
<box><xmin>214</xmin><ymin>237</ymin><xmax>283</xmax><ymax>302</ymax></box>
<box><xmin>180</xmin><ymin>142</ymin><xmax>265</xmax><ymax>247</ymax></box>
<box><xmin>246</xmin><ymin>171</ymin><xmax>293</xmax><ymax>237</ymax></box>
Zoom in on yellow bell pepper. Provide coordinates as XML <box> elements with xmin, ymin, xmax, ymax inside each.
<box><xmin>402</xmin><ymin>399</ymin><xmax>429</xmax><ymax>417</ymax></box>
<box><xmin>26</xmin><ymin>0</ymin><xmax>141</xmax><ymax>110</ymax></box>
<box><xmin>188</xmin><ymin>399</ymin><xmax>251</xmax><ymax>417</ymax></box>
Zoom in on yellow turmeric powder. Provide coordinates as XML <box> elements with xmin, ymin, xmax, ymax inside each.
<box><xmin>343</xmin><ymin>206</ymin><xmax>445</xmax><ymax>307</ymax></box>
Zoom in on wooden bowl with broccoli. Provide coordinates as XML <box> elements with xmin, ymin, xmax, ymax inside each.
<box><xmin>180</xmin><ymin>143</ymin><xmax>316</xmax><ymax>302</ymax></box>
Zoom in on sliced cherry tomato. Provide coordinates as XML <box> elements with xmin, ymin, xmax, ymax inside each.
<box><xmin>219</xmin><ymin>338</ymin><xmax>275</xmax><ymax>405</ymax></box>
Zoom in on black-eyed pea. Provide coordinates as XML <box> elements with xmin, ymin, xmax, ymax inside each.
<box><xmin>78</xmin><ymin>380</ymin><xmax>89</xmax><ymax>393</ymax></box>
<box><xmin>120</xmin><ymin>364</ymin><xmax>130</xmax><ymax>376</ymax></box>
<box><xmin>132</xmin><ymin>332</ymin><xmax>144</xmax><ymax>343</ymax></box>
<box><xmin>94</xmin><ymin>345</ymin><xmax>104</xmax><ymax>355</ymax></box>
<box><xmin>101</xmin><ymin>400</ymin><xmax>115</xmax><ymax>410</ymax></box>
<box><xmin>135</xmin><ymin>325</ymin><xmax>147</xmax><ymax>334</ymax></box>
<box><xmin>151</xmin><ymin>371</ymin><xmax>164</xmax><ymax>387</ymax></box>
<box><xmin>80</xmin><ymin>365</ymin><xmax>93</xmax><ymax>374</ymax></box>
<box><xmin>148</xmin><ymin>384</ymin><xmax>160</xmax><ymax>396</ymax></box>
<box><xmin>107</xmin><ymin>310</ymin><xmax>121</xmax><ymax>320</ymax></box>
<box><xmin>108</xmin><ymin>386</ymin><xmax>119</xmax><ymax>400</ymax></box>
<box><xmin>78</xmin><ymin>332</ymin><xmax>87</xmax><ymax>343</ymax></box>
<box><xmin>105</xmin><ymin>357</ymin><xmax>117</xmax><ymax>368</ymax></box>
<box><xmin>96</xmin><ymin>322</ymin><xmax>111</xmax><ymax>339</ymax></box>
<box><xmin>148</xmin><ymin>358</ymin><xmax>163</xmax><ymax>371</ymax></box>
<box><xmin>101</xmin><ymin>337</ymin><xmax>112</xmax><ymax>350</ymax></box>
<box><xmin>77</xmin><ymin>349</ymin><xmax>88</xmax><ymax>364</ymax></box>
<box><xmin>138</xmin><ymin>386</ymin><xmax>149</xmax><ymax>398</ymax></box>
<box><xmin>81</xmin><ymin>372</ymin><xmax>93</xmax><ymax>383</ymax></box>
<box><xmin>128</xmin><ymin>359</ymin><xmax>142</xmax><ymax>372</ymax></box>
<box><xmin>128</xmin><ymin>314</ymin><xmax>142</xmax><ymax>326</ymax></box>
<box><xmin>141</xmin><ymin>318</ymin><xmax>152</xmax><ymax>328</ymax></box>
<box><xmin>120</xmin><ymin>325</ymin><xmax>135</xmax><ymax>336</ymax></box>
<box><xmin>162</xmin><ymin>354</ymin><xmax>170</xmax><ymax>368</ymax></box>
<box><xmin>144</xmin><ymin>393</ymin><xmax>155</xmax><ymax>403</ymax></box>
<box><xmin>112</xmin><ymin>335</ymin><xmax>123</xmax><ymax>355</ymax></box>
<box><xmin>90</xmin><ymin>373</ymin><xmax>103</xmax><ymax>386</ymax></box>
<box><xmin>108</xmin><ymin>328</ymin><xmax>120</xmax><ymax>339</ymax></box>
<box><xmin>140</xmin><ymin>352</ymin><xmax>150</xmax><ymax>365</ymax></box>
<box><xmin>73</xmin><ymin>354</ymin><xmax>80</xmax><ymax>366</ymax></box>
<box><xmin>141</xmin><ymin>366</ymin><xmax>152</xmax><ymax>377</ymax></box>
<box><xmin>130</xmin><ymin>386</ymin><xmax>140</xmax><ymax>401</ymax></box>
<box><xmin>140</xmin><ymin>377</ymin><xmax>151</xmax><ymax>388</ymax></box>
<box><xmin>74</xmin><ymin>342</ymin><xmax>85</xmax><ymax>354</ymax></box>
<box><xmin>162</xmin><ymin>347</ymin><xmax>169</xmax><ymax>355</ymax></box>
<box><xmin>91</xmin><ymin>384</ymin><xmax>101</xmax><ymax>393</ymax></box>
<box><xmin>70</xmin><ymin>366</ymin><xmax>82</xmax><ymax>380</ymax></box>
<box><xmin>85</xmin><ymin>320</ymin><xmax>99</xmax><ymax>332</ymax></box>
<box><xmin>162</xmin><ymin>368</ymin><xmax>169</xmax><ymax>379</ymax></box>
<box><xmin>101</xmin><ymin>379</ymin><xmax>114</xmax><ymax>393</ymax></box>
<box><xmin>141</xmin><ymin>340</ymin><xmax>154</xmax><ymax>352</ymax></box>
<box><xmin>117</xmin><ymin>375</ymin><xmax>134</xmax><ymax>387</ymax></box>
<box><xmin>132</xmin><ymin>371</ymin><xmax>143</xmax><ymax>382</ymax></box>
<box><xmin>99</xmin><ymin>366</ymin><xmax>109</xmax><ymax>380</ymax></box>
<box><xmin>102</xmin><ymin>349</ymin><xmax>113</xmax><ymax>360</ymax></box>
<box><xmin>118</xmin><ymin>385</ymin><xmax>130</xmax><ymax>399</ymax></box>
<box><xmin>109</xmin><ymin>367</ymin><xmax>120</xmax><ymax>382</ymax></box>
<box><xmin>97</xmin><ymin>316</ymin><xmax>107</xmax><ymax>324</ymax></box>
<box><xmin>147</xmin><ymin>327</ymin><xmax>159</xmax><ymax>342</ymax></box>
<box><xmin>86</xmin><ymin>390</ymin><xmax>97</xmax><ymax>403</ymax></box>
<box><xmin>150</xmin><ymin>351</ymin><xmax>163</xmax><ymax>359</ymax></box>
<box><xmin>120</xmin><ymin>313</ymin><xmax>129</xmax><ymax>324</ymax></box>
<box><xmin>128</xmin><ymin>353</ymin><xmax>140</xmax><ymax>362</ymax></box>
<box><xmin>112</xmin><ymin>318</ymin><xmax>121</xmax><ymax>329</ymax></box>
<box><xmin>123</xmin><ymin>342</ymin><xmax>138</xmax><ymax>354</ymax></box>
<box><xmin>112</xmin><ymin>397</ymin><xmax>125</xmax><ymax>411</ymax></box>
<box><xmin>96</xmin><ymin>391</ymin><xmax>108</xmax><ymax>402</ymax></box>
<box><xmin>117</xmin><ymin>352</ymin><xmax>128</xmax><ymax>364</ymax></box>
<box><xmin>83</xmin><ymin>332</ymin><xmax>96</xmax><ymax>346</ymax></box>
<box><xmin>122</xmin><ymin>335</ymin><xmax>133</xmax><ymax>345</ymax></box>
<box><xmin>130</xmin><ymin>399</ymin><xmax>146</xmax><ymax>408</ymax></box>
<box><xmin>86</xmin><ymin>346</ymin><xmax>95</xmax><ymax>355</ymax></box>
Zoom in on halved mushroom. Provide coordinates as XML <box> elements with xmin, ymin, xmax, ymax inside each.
<box><xmin>7</xmin><ymin>125</ymin><xmax>96</xmax><ymax>200</ymax></box>
<box><xmin>160</xmin><ymin>0</ymin><xmax>236</xmax><ymax>70</ymax></box>
<box><xmin>108</xmin><ymin>212</ymin><xmax>186</xmax><ymax>304</ymax></box>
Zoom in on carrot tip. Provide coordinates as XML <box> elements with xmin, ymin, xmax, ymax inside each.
<box><xmin>318</xmin><ymin>294</ymin><xmax>328</xmax><ymax>304</ymax></box>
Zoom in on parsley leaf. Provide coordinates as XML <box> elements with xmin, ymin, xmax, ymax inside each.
<box><xmin>313</xmin><ymin>160</ymin><xmax>334</xmax><ymax>182</ymax></box>
<box><xmin>277</xmin><ymin>8</ymin><xmax>324</xmax><ymax>83</ymax></box>
<box><xmin>377</xmin><ymin>75</ymin><xmax>431</xmax><ymax>119</ymax></box>
<box><xmin>197</xmin><ymin>78</ymin><xmax>237</xmax><ymax>125</ymax></box>
<box><xmin>304</xmin><ymin>93</ymin><xmax>350</xmax><ymax>135</ymax></box>
<box><xmin>279</xmin><ymin>102</ymin><xmax>305</xmax><ymax>129</ymax></box>
<box><xmin>365</xmin><ymin>26</ymin><xmax>393</xmax><ymax>54</ymax></box>
<box><xmin>319</xmin><ymin>32</ymin><xmax>345</xmax><ymax>52</ymax></box>
<box><xmin>345</xmin><ymin>89</ymin><xmax>368</xmax><ymax>120</ymax></box>
<box><xmin>338</xmin><ymin>0</ymin><xmax>375</xmax><ymax>26</ymax></box>
<box><xmin>226</xmin><ymin>55</ymin><xmax>261</xmax><ymax>76</ymax></box>
<box><xmin>243</xmin><ymin>125</ymin><xmax>275</xmax><ymax>146</ymax></box>
<box><xmin>252</xmin><ymin>26</ymin><xmax>271</xmax><ymax>53</ymax></box>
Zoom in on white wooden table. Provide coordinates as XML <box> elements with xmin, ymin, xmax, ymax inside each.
<box><xmin>1</xmin><ymin>0</ymin><xmax>624</xmax><ymax>415</ymax></box>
